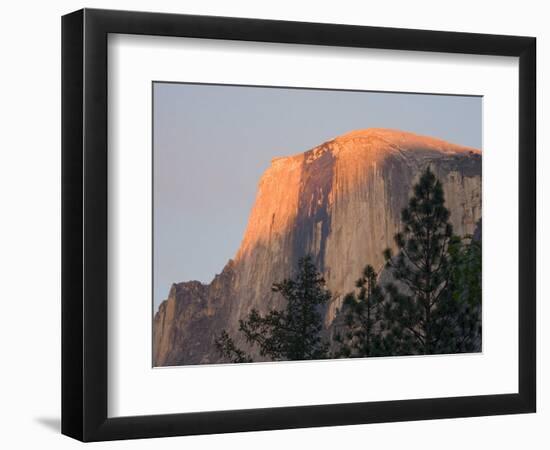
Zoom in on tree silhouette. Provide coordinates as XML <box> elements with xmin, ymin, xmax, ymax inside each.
<box><xmin>334</xmin><ymin>265</ymin><xmax>386</xmax><ymax>357</ymax></box>
<box><xmin>214</xmin><ymin>330</ymin><xmax>253</xmax><ymax>363</ymax></box>
<box><xmin>215</xmin><ymin>255</ymin><xmax>331</xmax><ymax>362</ymax></box>
<box><xmin>382</xmin><ymin>166</ymin><xmax>459</xmax><ymax>355</ymax></box>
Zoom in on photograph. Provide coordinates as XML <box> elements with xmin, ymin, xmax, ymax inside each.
<box><xmin>152</xmin><ymin>83</ymin><xmax>483</xmax><ymax>367</ymax></box>
<box><xmin>0</xmin><ymin>1</ymin><xmax>541</xmax><ymax>447</ymax></box>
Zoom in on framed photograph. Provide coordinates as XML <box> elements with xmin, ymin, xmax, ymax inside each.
<box><xmin>61</xmin><ymin>8</ymin><xmax>536</xmax><ymax>441</ymax></box>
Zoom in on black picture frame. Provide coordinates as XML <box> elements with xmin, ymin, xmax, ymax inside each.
<box><xmin>62</xmin><ymin>8</ymin><xmax>536</xmax><ymax>442</ymax></box>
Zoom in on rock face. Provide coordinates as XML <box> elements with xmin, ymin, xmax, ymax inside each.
<box><xmin>153</xmin><ymin>128</ymin><xmax>482</xmax><ymax>366</ymax></box>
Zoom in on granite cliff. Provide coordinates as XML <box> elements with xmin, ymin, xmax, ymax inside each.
<box><xmin>153</xmin><ymin>128</ymin><xmax>482</xmax><ymax>366</ymax></box>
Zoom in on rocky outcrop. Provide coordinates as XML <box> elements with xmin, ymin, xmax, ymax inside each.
<box><xmin>153</xmin><ymin>128</ymin><xmax>482</xmax><ymax>366</ymax></box>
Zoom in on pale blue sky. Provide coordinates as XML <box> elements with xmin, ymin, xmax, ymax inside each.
<box><xmin>153</xmin><ymin>82</ymin><xmax>481</xmax><ymax>312</ymax></box>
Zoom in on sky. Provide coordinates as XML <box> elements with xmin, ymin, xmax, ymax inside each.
<box><xmin>153</xmin><ymin>82</ymin><xmax>482</xmax><ymax>312</ymax></box>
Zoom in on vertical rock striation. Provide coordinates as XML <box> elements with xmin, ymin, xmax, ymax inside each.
<box><xmin>153</xmin><ymin>128</ymin><xmax>482</xmax><ymax>366</ymax></box>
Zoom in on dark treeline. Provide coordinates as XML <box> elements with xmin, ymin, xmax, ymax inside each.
<box><xmin>216</xmin><ymin>167</ymin><xmax>482</xmax><ymax>363</ymax></box>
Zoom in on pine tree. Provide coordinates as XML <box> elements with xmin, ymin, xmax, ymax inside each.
<box><xmin>214</xmin><ymin>330</ymin><xmax>253</xmax><ymax>363</ymax></box>
<box><xmin>334</xmin><ymin>265</ymin><xmax>386</xmax><ymax>357</ymax></box>
<box><xmin>445</xmin><ymin>234</ymin><xmax>482</xmax><ymax>352</ymax></box>
<box><xmin>215</xmin><ymin>255</ymin><xmax>331</xmax><ymax>362</ymax></box>
<box><xmin>382</xmin><ymin>166</ymin><xmax>457</xmax><ymax>355</ymax></box>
